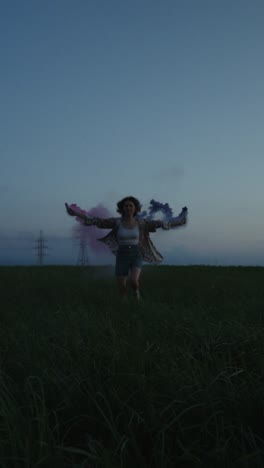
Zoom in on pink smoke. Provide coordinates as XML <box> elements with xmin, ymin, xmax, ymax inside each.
<box><xmin>72</xmin><ymin>203</ymin><xmax>113</xmax><ymax>255</ymax></box>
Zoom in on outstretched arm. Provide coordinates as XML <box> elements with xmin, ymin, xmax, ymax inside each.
<box><xmin>65</xmin><ymin>203</ymin><xmax>116</xmax><ymax>229</ymax></box>
<box><xmin>163</xmin><ymin>207</ymin><xmax>188</xmax><ymax>230</ymax></box>
<box><xmin>144</xmin><ymin>207</ymin><xmax>188</xmax><ymax>232</ymax></box>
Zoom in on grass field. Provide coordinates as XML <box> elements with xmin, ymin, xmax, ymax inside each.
<box><xmin>1</xmin><ymin>265</ymin><xmax>264</xmax><ymax>468</ymax></box>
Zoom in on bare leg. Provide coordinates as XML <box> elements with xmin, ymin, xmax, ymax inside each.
<box><xmin>130</xmin><ymin>266</ymin><xmax>142</xmax><ymax>300</ymax></box>
<box><xmin>116</xmin><ymin>276</ymin><xmax>128</xmax><ymax>302</ymax></box>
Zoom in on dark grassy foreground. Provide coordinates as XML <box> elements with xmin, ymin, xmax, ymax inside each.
<box><xmin>1</xmin><ymin>265</ymin><xmax>264</xmax><ymax>468</ymax></box>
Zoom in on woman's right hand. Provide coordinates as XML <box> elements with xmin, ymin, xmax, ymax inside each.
<box><xmin>65</xmin><ymin>203</ymin><xmax>76</xmax><ymax>216</ymax></box>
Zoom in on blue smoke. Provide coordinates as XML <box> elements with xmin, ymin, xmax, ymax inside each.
<box><xmin>137</xmin><ymin>199</ymin><xmax>187</xmax><ymax>221</ymax></box>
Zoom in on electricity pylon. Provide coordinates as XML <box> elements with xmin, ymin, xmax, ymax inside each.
<box><xmin>33</xmin><ymin>230</ymin><xmax>48</xmax><ymax>265</ymax></box>
<box><xmin>76</xmin><ymin>238</ymin><xmax>90</xmax><ymax>266</ymax></box>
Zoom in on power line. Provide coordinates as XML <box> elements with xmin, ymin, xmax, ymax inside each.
<box><xmin>76</xmin><ymin>238</ymin><xmax>90</xmax><ymax>266</ymax></box>
<box><xmin>33</xmin><ymin>230</ymin><xmax>48</xmax><ymax>265</ymax></box>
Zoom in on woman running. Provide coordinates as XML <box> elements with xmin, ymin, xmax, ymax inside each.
<box><xmin>65</xmin><ymin>196</ymin><xmax>188</xmax><ymax>301</ymax></box>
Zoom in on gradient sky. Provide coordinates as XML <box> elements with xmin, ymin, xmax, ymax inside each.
<box><xmin>1</xmin><ymin>0</ymin><xmax>264</xmax><ymax>266</ymax></box>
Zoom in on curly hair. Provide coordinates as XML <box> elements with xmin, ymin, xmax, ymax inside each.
<box><xmin>116</xmin><ymin>196</ymin><xmax>142</xmax><ymax>217</ymax></box>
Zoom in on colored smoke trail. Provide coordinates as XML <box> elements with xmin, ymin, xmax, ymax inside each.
<box><xmin>72</xmin><ymin>204</ymin><xmax>113</xmax><ymax>255</ymax></box>
<box><xmin>136</xmin><ymin>199</ymin><xmax>173</xmax><ymax>219</ymax></box>
<box><xmin>137</xmin><ymin>199</ymin><xmax>186</xmax><ymax>222</ymax></box>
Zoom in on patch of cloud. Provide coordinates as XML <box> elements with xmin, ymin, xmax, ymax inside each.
<box><xmin>16</xmin><ymin>231</ymin><xmax>36</xmax><ymax>241</ymax></box>
<box><xmin>153</xmin><ymin>164</ymin><xmax>184</xmax><ymax>182</ymax></box>
<box><xmin>0</xmin><ymin>231</ymin><xmax>10</xmax><ymax>240</ymax></box>
<box><xmin>103</xmin><ymin>190</ymin><xmax>122</xmax><ymax>203</ymax></box>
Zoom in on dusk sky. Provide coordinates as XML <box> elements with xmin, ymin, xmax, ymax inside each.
<box><xmin>1</xmin><ymin>0</ymin><xmax>264</xmax><ymax>266</ymax></box>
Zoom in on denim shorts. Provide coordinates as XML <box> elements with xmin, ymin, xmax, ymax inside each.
<box><xmin>115</xmin><ymin>244</ymin><xmax>143</xmax><ymax>276</ymax></box>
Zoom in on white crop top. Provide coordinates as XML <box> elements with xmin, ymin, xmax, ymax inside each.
<box><xmin>117</xmin><ymin>223</ymin><xmax>139</xmax><ymax>245</ymax></box>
